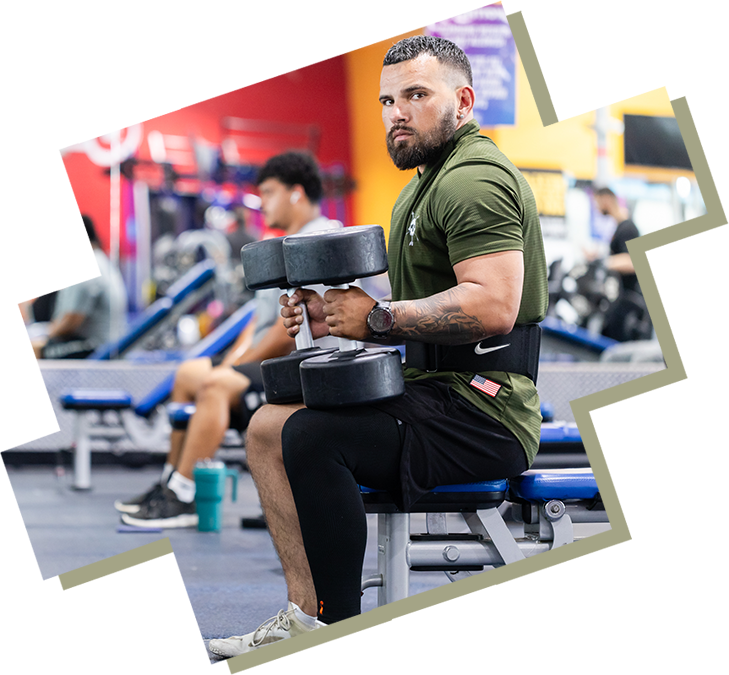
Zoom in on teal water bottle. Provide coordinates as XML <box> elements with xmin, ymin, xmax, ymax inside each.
<box><xmin>193</xmin><ymin>460</ymin><xmax>239</xmax><ymax>532</ymax></box>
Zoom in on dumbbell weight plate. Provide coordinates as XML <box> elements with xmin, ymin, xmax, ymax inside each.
<box><xmin>283</xmin><ymin>223</ymin><xmax>403</xmax><ymax>407</ymax></box>
<box><xmin>241</xmin><ymin>236</ymin><xmax>288</xmax><ymax>290</ymax></box>
<box><xmin>261</xmin><ymin>347</ymin><xmax>337</xmax><ymax>404</ymax></box>
<box><xmin>283</xmin><ymin>224</ymin><xmax>388</xmax><ymax>287</ymax></box>
<box><xmin>242</xmin><ymin>235</ymin><xmax>328</xmax><ymax>403</ymax></box>
<box><xmin>299</xmin><ymin>348</ymin><xmax>405</xmax><ymax>409</ymax></box>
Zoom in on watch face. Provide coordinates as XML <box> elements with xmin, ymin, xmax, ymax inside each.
<box><xmin>370</xmin><ymin>307</ymin><xmax>393</xmax><ymax>333</ymax></box>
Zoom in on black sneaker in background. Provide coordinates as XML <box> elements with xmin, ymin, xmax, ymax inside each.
<box><xmin>120</xmin><ymin>486</ymin><xmax>198</xmax><ymax>529</ymax></box>
<box><xmin>114</xmin><ymin>481</ymin><xmax>164</xmax><ymax>514</ymax></box>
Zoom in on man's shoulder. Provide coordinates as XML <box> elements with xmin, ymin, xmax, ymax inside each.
<box><xmin>616</xmin><ymin>218</ymin><xmax>640</xmax><ymax>238</ymax></box>
<box><xmin>436</xmin><ymin>131</ymin><xmax>518</xmax><ymax>180</ymax></box>
<box><xmin>434</xmin><ymin>147</ymin><xmax>521</xmax><ymax>202</ymax></box>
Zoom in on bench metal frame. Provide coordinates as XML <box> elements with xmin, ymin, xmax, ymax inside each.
<box><xmin>361</xmin><ymin>480</ymin><xmax>609</xmax><ymax>606</ymax></box>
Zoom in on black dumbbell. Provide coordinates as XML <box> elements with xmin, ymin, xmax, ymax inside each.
<box><xmin>240</xmin><ymin>236</ymin><xmax>336</xmax><ymax>404</ymax></box>
<box><xmin>282</xmin><ymin>224</ymin><xmax>405</xmax><ymax>409</ymax></box>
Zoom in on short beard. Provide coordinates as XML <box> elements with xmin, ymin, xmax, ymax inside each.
<box><xmin>386</xmin><ymin>109</ymin><xmax>458</xmax><ymax>171</ymax></box>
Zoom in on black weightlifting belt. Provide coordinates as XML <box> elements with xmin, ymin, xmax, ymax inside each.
<box><xmin>404</xmin><ymin>323</ymin><xmax>542</xmax><ymax>384</ymax></box>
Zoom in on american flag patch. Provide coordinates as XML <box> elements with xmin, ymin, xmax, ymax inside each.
<box><xmin>469</xmin><ymin>375</ymin><xmax>501</xmax><ymax>397</ymax></box>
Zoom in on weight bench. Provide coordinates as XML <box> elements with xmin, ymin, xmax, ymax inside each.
<box><xmin>532</xmin><ymin>421</ymin><xmax>588</xmax><ymax>468</ymax></box>
<box><xmin>360</xmin><ymin>467</ymin><xmax>608</xmax><ymax>606</ymax></box>
<box><xmin>540</xmin><ymin>316</ymin><xmax>618</xmax><ymax>362</ymax></box>
<box><xmin>89</xmin><ymin>259</ymin><xmax>217</xmax><ymax>360</ymax></box>
<box><xmin>59</xmin><ymin>299</ymin><xmax>256</xmax><ymax>490</ymax></box>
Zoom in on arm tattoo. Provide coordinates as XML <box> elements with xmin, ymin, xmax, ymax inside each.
<box><xmin>391</xmin><ymin>286</ymin><xmax>488</xmax><ymax>345</ymax></box>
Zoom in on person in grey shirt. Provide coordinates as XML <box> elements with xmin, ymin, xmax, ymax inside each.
<box><xmin>33</xmin><ymin>215</ymin><xmax>128</xmax><ymax>359</ymax></box>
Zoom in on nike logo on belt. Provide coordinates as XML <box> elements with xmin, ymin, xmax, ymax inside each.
<box><xmin>474</xmin><ymin>342</ymin><xmax>510</xmax><ymax>355</ymax></box>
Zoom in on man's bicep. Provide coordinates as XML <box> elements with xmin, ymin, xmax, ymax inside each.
<box><xmin>454</xmin><ymin>249</ymin><xmax>523</xmax><ymax>285</ymax></box>
<box><xmin>454</xmin><ymin>250</ymin><xmax>524</xmax><ymax>329</ymax></box>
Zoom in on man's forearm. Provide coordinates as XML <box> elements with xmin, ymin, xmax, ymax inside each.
<box><xmin>606</xmin><ymin>252</ymin><xmax>635</xmax><ymax>274</ymax></box>
<box><xmin>47</xmin><ymin>312</ymin><xmax>86</xmax><ymax>340</ymax></box>
<box><xmin>390</xmin><ymin>283</ymin><xmax>512</xmax><ymax>346</ymax></box>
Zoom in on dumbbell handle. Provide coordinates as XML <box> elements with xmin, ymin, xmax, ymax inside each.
<box><xmin>331</xmin><ymin>285</ymin><xmax>359</xmax><ymax>353</ymax></box>
<box><xmin>288</xmin><ymin>288</ymin><xmax>314</xmax><ymax>350</ymax></box>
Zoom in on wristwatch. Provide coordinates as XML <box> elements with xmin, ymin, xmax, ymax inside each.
<box><xmin>366</xmin><ymin>301</ymin><xmax>395</xmax><ymax>339</ymax></box>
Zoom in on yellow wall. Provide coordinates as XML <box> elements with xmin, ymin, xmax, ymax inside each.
<box><xmin>488</xmin><ymin>58</ymin><xmax>684</xmax><ymax>181</ymax></box>
<box><xmin>344</xmin><ymin>26</ymin><xmax>688</xmax><ymax>238</ymax></box>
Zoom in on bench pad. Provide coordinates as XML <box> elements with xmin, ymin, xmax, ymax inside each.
<box><xmin>508</xmin><ymin>469</ymin><xmax>598</xmax><ymax>501</ymax></box>
<box><xmin>60</xmin><ymin>390</ymin><xmax>133</xmax><ymax>410</ymax></box>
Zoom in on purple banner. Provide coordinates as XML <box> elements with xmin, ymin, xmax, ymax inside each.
<box><xmin>428</xmin><ymin>4</ymin><xmax>516</xmax><ymax>127</ymax></box>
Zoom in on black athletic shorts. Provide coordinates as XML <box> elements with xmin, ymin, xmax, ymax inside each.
<box><xmin>41</xmin><ymin>335</ymin><xmax>98</xmax><ymax>359</ymax></box>
<box><xmin>210</xmin><ymin>355</ymin><xmax>265</xmax><ymax>432</ymax></box>
<box><xmin>369</xmin><ymin>378</ymin><xmax>528</xmax><ymax>511</ymax></box>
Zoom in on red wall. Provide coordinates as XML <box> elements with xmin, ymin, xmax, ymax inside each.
<box><xmin>62</xmin><ymin>54</ymin><xmax>353</xmax><ymax>253</ymax></box>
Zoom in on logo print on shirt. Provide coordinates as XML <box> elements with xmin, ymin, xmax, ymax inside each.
<box><xmin>408</xmin><ymin>211</ymin><xmax>419</xmax><ymax>246</ymax></box>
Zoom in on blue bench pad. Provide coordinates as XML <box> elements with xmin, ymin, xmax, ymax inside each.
<box><xmin>361</xmin><ymin>479</ymin><xmax>507</xmax><ymax>495</ymax></box>
<box><xmin>362</xmin><ymin>471</ymin><xmax>597</xmax><ymax>508</ymax></box>
<box><xmin>508</xmin><ymin>469</ymin><xmax>597</xmax><ymax>501</ymax></box>
<box><xmin>540</xmin><ymin>423</ymin><xmax>582</xmax><ymax>444</ymax></box>
<box><xmin>60</xmin><ymin>389</ymin><xmax>133</xmax><ymax>410</ymax></box>
<box><xmin>89</xmin><ymin>260</ymin><xmax>215</xmax><ymax>360</ymax></box>
<box><xmin>167</xmin><ymin>402</ymin><xmax>196</xmax><ymax>429</ymax></box>
<box><xmin>361</xmin><ymin>479</ymin><xmax>508</xmax><ymax>513</ymax></box>
<box><xmin>541</xmin><ymin>316</ymin><xmax>618</xmax><ymax>353</ymax></box>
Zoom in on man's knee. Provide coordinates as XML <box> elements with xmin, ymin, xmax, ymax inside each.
<box><xmin>248</xmin><ymin>404</ymin><xmax>285</xmax><ymax>437</ymax></box>
<box><xmin>281</xmin><ymin>409</ymin><xmax>332</xmax><ymax>475</ymax></box>
<box><xmin>247</xmin><ymin>404</ymin><xmax>302</xmax><ymax>464</ymax></box>
<box><xmin>174</xmin><ymin>356</ymin><xmax>211</xmax><ymax>389</ymax></box>
<box><xmin>281</xmin><ymin>410</ymin><xmax>311</xmax><ymax>453</ymax></box>
<box><xmin>199</xmin><ymin>367</ymin><xmax>251</xmax><ymax>399</ymax></box>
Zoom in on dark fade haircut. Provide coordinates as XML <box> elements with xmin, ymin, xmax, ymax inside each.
<box><xmin>255</xmin><ymin>151</ymin><xmax>323</xmax><ymax>204</ymax></box>
<box><xmin>383</xmin><ymin>35</ymin><xmax>473</xmax><ymax>87</ymax></box>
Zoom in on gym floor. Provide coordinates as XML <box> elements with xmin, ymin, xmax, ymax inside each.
<box><xmin>4</xmin><ymin>459</ymin><xmax>454</xmax><ymax>661</ymax></box>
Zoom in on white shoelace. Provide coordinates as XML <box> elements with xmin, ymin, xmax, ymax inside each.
<box><xmin>251</xmin><ymin>609</ymin><xmax>293</xmax><ymax>647</ymax></box>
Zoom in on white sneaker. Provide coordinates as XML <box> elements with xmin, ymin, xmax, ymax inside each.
<box><xmin>208</xmin><ymin>602</ymin><xmax>319</xmax><ymax>658</ymax></box>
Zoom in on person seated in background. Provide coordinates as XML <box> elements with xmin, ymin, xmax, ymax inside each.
<box><xmin>32</xmin><ymin>215</ymin><xmax>128</xmax><ymax>359</ymax></box>
<box><xmin>592</xmin><ymin>187</ymin><xmax>650</xmax><ymax>341</ymax></box>
<box><xmin>19</xmin><ymin>291</ymin><xmax>58</xmax><ymax>342</ymax></box>
<box><xmin>116</xmin><ymin>151</ymin><xmax>341</xmax><ymax>528</ymax></box>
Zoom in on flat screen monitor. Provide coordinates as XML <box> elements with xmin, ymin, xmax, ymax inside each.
<box><xmin>623</xmin><ymin>114</ymin><xmax>692</xmax><ymax>170</ymax></box>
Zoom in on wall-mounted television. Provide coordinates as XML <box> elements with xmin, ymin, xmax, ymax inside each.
<box><xmin>623</xmin><ymin>114</ymin><xmax>693</xmax><ymax>171</ymax></box>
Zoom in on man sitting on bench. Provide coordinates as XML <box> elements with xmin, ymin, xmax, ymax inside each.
<box><xmin>208</xmin><ymin>36</ymin><xmax>548</xmax><ymax>657</ymax></box>
<box><xmin>116</xmin><ymin>151</ymin><xmax>340</xmax><ymax>528</ymax></box>
<box><xmin>33</xmin><ymin>215</ymin><xmax>128</xmax><ymax>359</ymax></box>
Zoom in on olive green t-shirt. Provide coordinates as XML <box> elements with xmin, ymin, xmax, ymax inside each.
<box><xmin>388</xmin><ymin>120</ymin><xmax>548</xmax><ymax>466</ymax></box>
